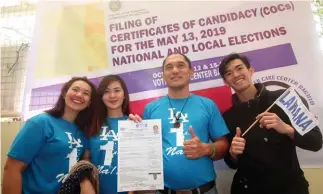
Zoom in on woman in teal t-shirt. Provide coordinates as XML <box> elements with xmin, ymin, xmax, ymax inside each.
<box><xmin>85</xmin><ymin>75</ymin><xmax>132</xmax><ymax>194</ymax></box>
<box><xmin>3</xmin><ymin>77</ymin><xmax>97</xmax><ymax>194</ymax></box>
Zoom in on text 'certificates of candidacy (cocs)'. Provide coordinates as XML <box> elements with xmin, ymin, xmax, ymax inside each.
<box><xmin>117</xmin><ymin>119</ymin><xmax>164</xmax><ymax>192</ymax></box>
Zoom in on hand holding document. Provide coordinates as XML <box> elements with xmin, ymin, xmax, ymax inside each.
<box><xmin>117</xmin><ymin>119</ymin><xmax>164</xmax><ymax>192</ymax></box>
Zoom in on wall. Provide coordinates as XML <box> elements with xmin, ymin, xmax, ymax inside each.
<box><xmin>1</xmin><ymin>121</ymin><xmax>322</xmax><ymax>193</ymax></box>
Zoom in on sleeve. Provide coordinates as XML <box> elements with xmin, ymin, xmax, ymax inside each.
<box><xmin>293</xmin><ymin>126</ymin><xmax>322</xmax><ymax>151</ymax></box>
<box><xmin>223</xmin><ymin>130</ymin><xmax>238</xmax><ymax>169</ymax></box>
<box><xmin>292</xmin><ymin>95</ymin><xmax>323</xmax><ymax>151</ymax></box>
<box><xmin>222</xmin><ymin>112</ymin><xmax>238</xmax><ymax>169</ymax></box>
<box><xmin>7</xmin><ymin>119</ymin><xmax>46</xmax><ymax>164</ymax></box>
<box><xmin>275</xmin><ymin>92</ymin><xmax>323</xmax><ymax>152</ymax></box>
<box><xmin>208</xmin><ymin>102</ymin><xmax>230</xmax><ymax>140</ymax></box>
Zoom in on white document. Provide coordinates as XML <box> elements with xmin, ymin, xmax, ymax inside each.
<box><xmin>117</xmin><ymin>119</ymin><xmax>164</xmax><ymax>192</ymax></box>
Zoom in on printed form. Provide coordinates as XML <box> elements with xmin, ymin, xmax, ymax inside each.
<box><xmin>118</xmin><ymin>119</ymin><xmax>163</xmax><ymax>192</ymax></box>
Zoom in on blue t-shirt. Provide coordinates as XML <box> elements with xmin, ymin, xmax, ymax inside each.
<box><xmin>8</xmin><ymin>113</ymin><xmax>88</xmax><ymax>194</ymax></box>
<box><xmin>89</xmin><ymin>116</ymin><xmax>128</xmax><ymax>194</ymax></box>
<box><xmin>143</xmin><ymin>94</ymin><xmax>229</xmax><ymax>189</ymax></box>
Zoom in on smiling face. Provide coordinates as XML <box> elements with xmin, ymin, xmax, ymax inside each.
<box><xmin>102</xmin><ymin>80</ymin><xmax>125</xmax><ymax>111</ymax></box>
<box><xmin>162</xmin><ymin>54</ymin><xmax>193</xmax><ymax>90</ymax></box>
<box><xmin>223</xmin><ymin>59</ymin><xmax>255</xmax><ymax>93</ymax></box>
<box><xmin>64</xmin><ymin>80</ymin><xmax>92</xmax><ymax>113</ymax></box>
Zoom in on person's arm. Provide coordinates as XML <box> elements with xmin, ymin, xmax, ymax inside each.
<box><xmin>183</xmin><ymin>127</ymin><xmax>229</xmax><ymax>161</ymax></box>
<box><xmin>82</xmin><ymin>149</ymin><xmax>91</xmax><ymax>161</ymax></box>
<box><xmin>223</xmin><ymin>127</ymin><xmax>246</xmax><ymax>169</ymax></box>
<box><xmin>183</xmin><ymin>102</ymin><xmax>229</xmax><ymax>160</ymax></box>
<box><xmin>2</xmin><ymin>157</ymin><xmax>27</xmax><ymax>194</ymax></box>
<box><xmin>293</xmin><ymin>126</ymin><xmax>322</xmax><ymax>151</ymax></box>
<box><xmin>257</xmin><ymin>112</ymin><xmax>322</xmax><ymax>152</ymax></box>
<box><xmin>2</xmin><ymin>117</ymin><xmax>46</xmax><ymax>193</ymax></box>
<box><xmin>291</xmin><ymin>93</ymin><xmax>323</xmax><ymax>151</ymax></box>
<box><xmin>80</xmin><ymin>178</ymin><xmax>96</xmax><ymax>194</ymax></box>
<box><xmin>202</xmin><ymin>136</ymin><xmax>229</xmax><ymax>160</ymax></box>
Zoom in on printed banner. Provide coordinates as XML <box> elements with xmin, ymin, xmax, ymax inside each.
<box><xmin>25</xmin><ymin>0</ymin><xmax>323</xmax><ymax>168</ymax></box>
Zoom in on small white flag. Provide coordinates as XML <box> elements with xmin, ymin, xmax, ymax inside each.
<box><xmin>275</xmin><ymin>87</ymin><xmax>318</xmax><ymax>136</ymax></box>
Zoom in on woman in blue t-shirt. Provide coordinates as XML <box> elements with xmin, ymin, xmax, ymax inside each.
<box><xmin>2</xmin><ymin>77</ymin><xmax>97</xmax><ymax>194</ymax></box>
<box><xmin>84</xmin><ymin>75</ymin><xmax>131</xmax><ymax>194</ymax></box>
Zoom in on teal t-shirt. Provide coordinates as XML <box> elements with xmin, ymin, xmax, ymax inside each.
<box><xmin>8</xmin><ymin>113</ymin><xmax>88</xmax><ymax>194</ymax></box>
<box><xmin>143</xmin><ymin>94</ymin><xmax>229</xmax><ymax>189</ymax></box>
<box><xmin>89</xmin><ymin>116</ymin><xmax>128</xmax><ymax>194</ymax></box>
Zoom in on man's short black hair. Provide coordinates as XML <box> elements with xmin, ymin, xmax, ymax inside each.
<box><xmin>162</xmin><ymin>53</ymin><xmax>192</xmax><ymax>70</ymax></box>
<box><xmin>219</xmin><ymin>53</ymin><xmax>251</xmax><ymax>79</ymax></box>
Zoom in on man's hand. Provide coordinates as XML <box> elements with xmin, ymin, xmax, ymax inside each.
<box><xmin>128</xmin><ymin>114</ymin><xmax>142</xmax><ymax>123</ymax></box>
<box><xmin>256</xmin><ymin>112</ymin><xmax>294</xmax><ymax>138</ymax></box>
<box><xmin>229</xmin><ymin>127</ymin><xmax>246</xmax><ymax>160</ymax></box>
<box><xmin>183</xmin><ymin>126</ymin><xmax>208</xmax><ymax>159</ymax></box>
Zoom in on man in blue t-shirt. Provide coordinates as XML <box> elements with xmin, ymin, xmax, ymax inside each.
<box><xmin>131</xmin><ymin>53</ymin><xmax>229</xmax><ymax>194</ymax></box>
